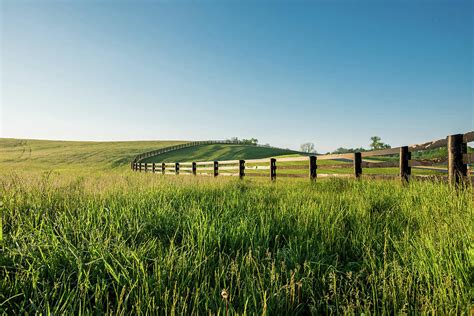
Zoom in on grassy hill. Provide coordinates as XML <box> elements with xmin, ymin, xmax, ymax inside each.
<box><xmin>141</xmin><ymin>144</ymin><xmax>301</xmax><ymax>163</ymax></box>
<box><xmin>0</xmin><ymin>138</ymin><xmax>188</xmax><ymax>172</ymax></box>
<box><xmin>0</xmin><ymin>139</ymin><xmax>301</xmax><ymax>173</ymax></box>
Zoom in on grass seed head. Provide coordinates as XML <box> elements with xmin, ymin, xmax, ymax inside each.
<box><xmin>221</xmin><ymin>289</ymin><xmax>229</xmax><ymax>300</ymax></box>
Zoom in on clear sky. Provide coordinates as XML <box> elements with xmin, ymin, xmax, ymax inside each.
<box><xmin>1</xmin><ymin>0</ymin><xmax>472</xmax><ymax>152</ymax></box>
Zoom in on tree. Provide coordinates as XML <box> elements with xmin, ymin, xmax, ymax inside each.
<box><xmin>241</xmin><ymin>138</ymin><xmax>258</xmax><ymax>145</ymax></box>
<box><xmin>300</xmin><ymin>142</ymin><xmax>316</xmax><ymax>153</ymax></box>
<box><xmin>370</xmin><ymin>136</ymin><xmax>391</xmax><ymax>150</ymax></box>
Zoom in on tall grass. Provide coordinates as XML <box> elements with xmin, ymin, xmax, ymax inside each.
<box><xmin>0</xmin><ymin>172</ymin><xmax>472</xmax><ymax>314</ymax></box>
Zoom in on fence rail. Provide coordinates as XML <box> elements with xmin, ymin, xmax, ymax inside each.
<box><xmin>131</xmin><ymin>132</ymin><xmax>474</xmax><ymax>185</ymax></box>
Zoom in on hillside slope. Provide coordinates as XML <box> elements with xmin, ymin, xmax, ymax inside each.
<box><xmin>0</xmin><ymin>138</ymin><xmax>188</xmax><ymax>172</ymax></box>
<box><xmin>140</xmin><ymin>144</ymin><xmax>301</xmax><ymax>163</ymax></box>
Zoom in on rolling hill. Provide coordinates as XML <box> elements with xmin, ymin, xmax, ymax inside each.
<box><xmin>140</xmin><ymin>144</ymin><xmax>301</xmax><ymax>163</ymax></box>
<box><xmin>0</xmin><ymin>139</ymin><xmax>301</xmax><ymax>173</ymax></box>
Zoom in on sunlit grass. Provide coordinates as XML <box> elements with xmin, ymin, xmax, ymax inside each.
<box><xmin>0</xmin><ymin>171</ymin><xmax>471</xmax><ymax>314</ymax></box>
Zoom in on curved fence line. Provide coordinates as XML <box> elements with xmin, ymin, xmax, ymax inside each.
<box><xmin>132</xmin><ymin>140</ymin><xmax>306</xmax><ymax>163</ymax></box>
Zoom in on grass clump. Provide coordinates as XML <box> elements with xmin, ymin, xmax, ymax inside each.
<box><xmin>0</xmin><ymin>172</ymin><xmax>472</xmax><ymax>314</ymax></box>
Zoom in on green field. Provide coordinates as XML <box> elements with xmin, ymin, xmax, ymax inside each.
<box><xmin>0</xmin><ymin>138</ymin><xmax>187</xmax><ymax>172</ymax></box>
<box><xmin>0</xmin><ymin>139</ymin><xmax>472</xmax><ymax>313</ymax></box>
<box><xmin>140</xmin><ymin>144</ymin><xmax>301</xmax><ymax>163</ymax></box>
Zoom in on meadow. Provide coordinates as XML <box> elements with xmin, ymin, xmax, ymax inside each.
<box><xmin>0</xmin><ymin>138</ymin><xmax>187</xmax><ymax>172</ymax></box>
<box><xmin>0</xmin><ymin>139</ymin><xmax>472</xmax><ymax>314</ymax></box>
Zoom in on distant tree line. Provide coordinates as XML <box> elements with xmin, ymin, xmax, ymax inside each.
<box><xmin>330</xmin><ymin>136</ymin><xmax>391</xmax><ymax>154</ymax></box>
<box><xmin>227</xmin><ymin>135</ymin><xmax>391</xmax><ymax>154</ymax></box>
<box><xmin>227</xmin><ymin>137</ymin><xmax>258</xmax><ymax>145</ymax></box>
<box><xmin>331</xmin><ymin>147</ymin><xmax>367</xmax><ymax>154</ymax></box>
<box><xmin>300</xmin><ymin>136</ymin><xmax>391</xmax><ymax>155</ymax></box>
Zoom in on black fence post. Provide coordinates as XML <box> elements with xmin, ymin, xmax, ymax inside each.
<box><xmin>214</xmin><ymin>161</ymin><xmax>218</xmax><ymax>177</ymax></box>
<box><xmin>354</xmin><ymin>152</ymin><xmax>362</xmax><ymax>178</ymax></box>
<box><xmin>162</xmin><ymin>163</ymin><xmax>165</xmax><ymax>175</ymax></box>
<box><xmin>152</xmin><ymin>163</ymin><xmax>156</xmax><ymax>173</ymax></box>
<box><xmin>448</xmin><ymin>134</ymin><xmax>467</xmax><ymax>185</ymax></box>
<box><xmin>309</xmin><ymin>155</ymin><xmax>317</xmax><ymax>180</ymax></box>
<box><xmin>270</xmin><ymin>158</ymin><xmax>276</xmax><ymax>181</ymax></box>
<box><xmin>192</xmin><ymin>162</ymin><xmax>197</xmax><ymax>176</ymax></box>
<box><xmin>239</xmin><ymin>160</ymin><xmax>245</xmax><ymax>179</ymax></box>
<box><xmin>399</xmin><ymin>146</ymin><xmax>411</xmax><ymax>183</ymax></box>
<box><xmin>175</xmin><ymin>162</ymin><xmax>180</xmax><ymax>175</ymax></box>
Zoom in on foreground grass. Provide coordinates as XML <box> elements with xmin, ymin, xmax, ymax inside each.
<box><xmin>0</xmin><ymin>172</ymin><xmax>472</xmax><ymax>314</ymax></box>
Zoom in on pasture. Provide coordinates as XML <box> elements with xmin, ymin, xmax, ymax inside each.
<box><xmin>0</xmin><ymin>138</ymin><xmax>472</xmax><ymax>314</ymax></box>
<box><xmin>0</xmin><ymin>138</ymin><xmax>187</xmax><ymax>172</ymax></box>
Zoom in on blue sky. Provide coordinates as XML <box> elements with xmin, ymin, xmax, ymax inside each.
<box><xmin>1</xmin><ymin>0</ymin><xmax>472</xmax><ymax>152</ymax></box>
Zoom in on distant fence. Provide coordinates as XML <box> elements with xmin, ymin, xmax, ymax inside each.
<box><xmin>132</xmin><ymin>140</ymin><xmax>303</xmax><ymax>163</ymax></box>
<box><xmin>131</xmin><ymin>132</ymin><xmax>474</xmax><ymax>185</ymax></box>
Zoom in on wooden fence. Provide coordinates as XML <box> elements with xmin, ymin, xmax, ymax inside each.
<box><xmin>131</xmin><ymin>132</ymin><xmax>474</xmax><ymax>185</ymax></box>
<box><xmin>132</xmin><ymin>140</ymin><xmax>304</xmax><ymax>163</ymax></box>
